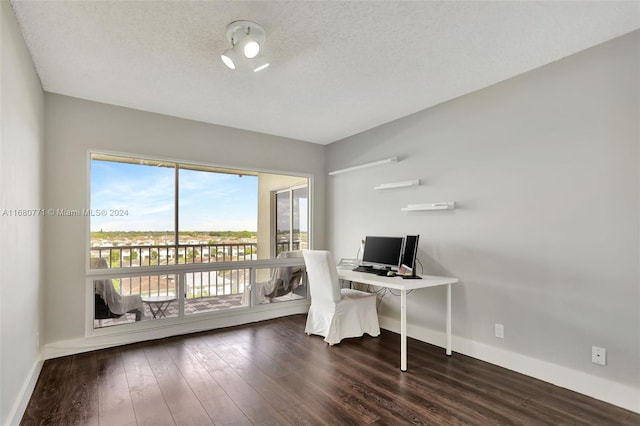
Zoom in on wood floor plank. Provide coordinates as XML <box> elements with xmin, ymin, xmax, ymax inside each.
<box><xmin>545</xmin><ymin>384</ymin><xmax>634</xmax><ymax>425</ymax></box>
<box><xmin>143</xmin><ymin>343</ymin><xmax>214</xmax><ymax>425</ymax></box>
<box><xmin>213</xmin><ymin>336</ymin><xmax>351</xmax><ymax>424</ymax></box>
<box><xmin>199</xmin><ymin>393</ymin><xmax>253</xmax><ymax>426</ymax></box>
<box><xmin>59</xmin><ymin>351</ymin><xmax>100</xmax><ymax>426</ymax></box>
<box><xmin>21</xmin><ymin>315</ymin><xmax>640</xmax><ymax>426</ymax></box>
<box><xmin>206</xmin><ymin>363</ymin><xmax>292</xmax><ymax>425</ymax></box>
<box><xmin>336</xmin><ymin>338</ymin><xmax>532</xmax><ymax>424</ymax></box>
<box><xmin>20</xmin><ymin>357</ymin><xmax>73</xmax><ymax>425</ymax></box>
<box><xmin>273</xmin><ymin>338</ymin><xmax>383</xmax><ymax>424</ymax></box>
<box><xmin>96</xmin><ymin>347</ymin><xmax>137</xmax><ymax>426</ymax></box>
<box><xmin>274</xmin><ymin>371</ymin><xmax>373</xmax><ymax>425</ymax></box>
<box><xmin>162</xmin><ymin>337</ymin><xmax>227</xmax><ymax>401</ymax></box>
<box><xmin>187</xmin><ymin>335</ymin><xmax>291</xmax><ymax>425</ymax></box>
<box><xmin>120</xmin><ymin>344</ymin><xmax>175</xmax><ymax>426</ymax></box>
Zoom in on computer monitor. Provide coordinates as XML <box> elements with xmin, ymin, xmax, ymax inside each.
<box><xmin>400</xmin><ymin>235</ymin><xmax>421</xmax><ymax>279</ymax></box>
<box><xmin>361</xmin><ymin>236</ymin><xmax>404</xmax><ymax>270</ymax></box>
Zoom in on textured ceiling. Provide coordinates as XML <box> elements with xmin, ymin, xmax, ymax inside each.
<box><xmin>10</xmin><ymin>1</ymin><xmax>640</xmax><ymax>144</ymax></box>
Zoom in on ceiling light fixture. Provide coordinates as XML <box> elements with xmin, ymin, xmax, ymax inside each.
<box><xmin>221</xmin><ymin>20</ymin><xmax>269</xmax><ymax>71</ymax></box>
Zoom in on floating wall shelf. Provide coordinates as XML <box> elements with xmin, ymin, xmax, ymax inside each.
<box><xmin>374</xmin><ymin>179</ymin><xmax>420</xmax><ymax>190</ymax></box>
<box><xmin>328</xmin><ymin>156</ymin><xmax>398</xmax><ymax>176</ymax></box>
<box><xmin>401</xmin><ymin>202</ymin><xmax>456</xmax><ymax>211</ymax></box>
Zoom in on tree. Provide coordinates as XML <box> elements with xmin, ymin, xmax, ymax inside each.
<box><xmin>187</xmin><ymin>248</ymin><xmax>200</xmax><ymax>260</ymax></box>
<box><xmin>110</xmin><ymin>249</ymin><xmax>121</xmax><ymax>267</ymax></box>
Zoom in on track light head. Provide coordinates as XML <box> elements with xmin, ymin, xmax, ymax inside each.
<box><xmin>222</xmin><ymin>20</ymin><xmax>268</xmax><ymax>70</ymax></box>
<box><xmin>239</xmin><ymin>34</ymin><xmax>260</xmax><ymax>58</ymax></box>
<box><xmin>250</xmin><ymin>54</ymin><xmax>270</xmax><ymax>72</ymax></box>
<box><xmin>221</xmin><ymin>46</ymin><xmax>241</xmax><ymax>69</ymax></box>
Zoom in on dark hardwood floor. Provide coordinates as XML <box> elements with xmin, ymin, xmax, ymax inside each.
<box><xmin>21</xmin><ymin>315</ymin><xmax>639</xmax><ymax>425</ymax></box>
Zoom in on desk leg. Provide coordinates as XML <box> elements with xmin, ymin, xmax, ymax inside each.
<box><xmin>401</xmin><ymin>289</ymin><xmax>407</xmax><ymax>371</ymax></box>
<box><xmin>446</xmin><ymin>283</ymin><xmax>452</xmax><ymax>356</ymax></box>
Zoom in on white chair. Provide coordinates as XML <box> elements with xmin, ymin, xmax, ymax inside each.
<box><xmin>302</xmin><ymin>249</ymin><xmax>380</xmax><ymax>345</ymax></box>
<box><xmin>92</xmin><ymin>257</ymin><xmax>144</xmax><ymax>323</ymax></box>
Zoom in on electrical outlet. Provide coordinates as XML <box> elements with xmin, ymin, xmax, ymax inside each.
<box><xmin>592</xmin><ymin>346</ymin><xmax>606</xmax><ymax>366</ymax></box>
<box><xmin>494</xmin><ymin>323</ymin><xmax>504</xmax><ymax>339</ymax></box>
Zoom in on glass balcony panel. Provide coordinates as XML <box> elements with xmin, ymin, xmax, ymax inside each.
<box><xmin>275</xmin><ymin>190</ymin><xmax>291</xmax><ymax>256</ymax></box>
<box><xmin>253</xmin><ymin>265</ymin><xmax>307</xmax><ymax>304</ymax></box>
<box><xmin>184</xmin><ymin>268</ymin><xmax>249</xmax><ymax>315</ymax></box>
<box><xmin>93</xmin><ymin>273</ymin><xmax>177</xmax><ymax>329</ymax></box>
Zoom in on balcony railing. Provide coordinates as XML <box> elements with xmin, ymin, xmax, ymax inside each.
<box><xmin>275</xmin><ymin>240</ymin><xmax>302</xmax><ymax>256</ymax></box>
<box><xmin>90</xmin><ymin>241</ymin><xmax>308</xmax><ymax>301</ymax></box>
<box><xmin>90</xmin><ymin>242</ymin><xmax>257</xmax><ymax>269</ymax></box>
<box><xmin>91</xmin><ymin>243</ymin><xmax>258</xmax><ymax>305</ymax></box>
<box><xmin>103</xmin><ymin>269</ymin><xmax>250</xmax><ymax>300</ymax></box>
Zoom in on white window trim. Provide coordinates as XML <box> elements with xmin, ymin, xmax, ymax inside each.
<box><xmin>85</xmin><ymin>149</ymin><xmax>314</xmax><ymax>339</ymax></box>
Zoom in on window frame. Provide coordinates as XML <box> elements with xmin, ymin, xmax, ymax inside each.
<box><xmin>85</xmin><ymin>150</ymin><xmax>313</xmax><ymax>337</ymax></box>
<box><xmin>273</xmin><ymin>183</ymin><xmax>309</xmax><ymax>256</ymax></box>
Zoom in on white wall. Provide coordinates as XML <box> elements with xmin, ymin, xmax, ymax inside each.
<box><xmin>43</xmin><ymin>94</ymin><xmax>325</xmax><ymax>345</ymax></box>
<box><xmin>327</xmin><ymin>31</ymin><xmax>639</xmax><ymax>411</ymax></box>
<box><xmin>4</xmin><ymin>1</ymin><xmax>636</xmax><ymax>418</ymax></box>
<box><xmin>0</xmin><ymin>2</ymin><xmax>45</xmax><ymax>424</ymax></box>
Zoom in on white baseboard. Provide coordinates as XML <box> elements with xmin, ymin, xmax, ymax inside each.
<box><xmin>43</xmin><ymin>304</ymin><xmax>309</xmax><ymax>360</ymax></box>
<box><xmin>6</xmin><ymin>358</ymin><xmax>43</xmax><ymax>426</ymax></box>
<box><xmin>378</xmin><ymin>315</ymin><xmax>640</xmax><ymax>414</ymax></box>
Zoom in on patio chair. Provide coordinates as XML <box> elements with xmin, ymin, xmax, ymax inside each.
<box><xmin>92</xmin><ymin>258</ymin><xmax>143</xmax><ymax>322</ymax></box>
<box><xmin>243</xmin><ymin>250</ymin><xmax>306</xmax><ymax>304</ymax></box>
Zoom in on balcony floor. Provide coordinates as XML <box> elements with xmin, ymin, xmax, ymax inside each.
<box><xmin>94</xmin><ymin>290</ymin><xmax>306</xmax><ymax>328</ymax></box>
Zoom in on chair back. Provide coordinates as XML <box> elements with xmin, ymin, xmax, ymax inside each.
<box><xmin>91</xmin><ymin>257</ymin><xmax>109</xmax><ymax>269</ymax></box>
<box><xmin>91</xmin><ymin>257</ymin><xmax>143</xmax><ymax>318</ymax></box>
<box><xmin>91</xmin><ymin>257</ymin><xmax>112</xmax><ymax>299</ymax></box>
<box><xmin>302</xmin><ymin>250</ymin><xmax>341</xmax><ymax>305</ymax></box>
<box><xmin>91</xmin><ymin>257</ymin><xmax>123</xmax><ymax>311</ymax></box>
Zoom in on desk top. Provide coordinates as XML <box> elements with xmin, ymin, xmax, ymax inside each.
<box><xmin>337</xmin><ymin>269</ymin><xmax>458</xmax><ymax>291</ymax></box>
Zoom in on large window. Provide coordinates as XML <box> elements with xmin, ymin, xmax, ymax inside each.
<box><xmin>89</xmin><ymin>153</ymin><xmax>309</xmax><ymax>329</ymax></box>
<box><xmin>90</xmin><ymin>155</ymin><xmax>260</xmax><ymax>267</ymax></box>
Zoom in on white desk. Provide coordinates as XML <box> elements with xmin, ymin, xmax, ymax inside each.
<box><xmin>337</xmin><ymin>269</ymin><xmax>459</xmax><ymax>371</ymax></box>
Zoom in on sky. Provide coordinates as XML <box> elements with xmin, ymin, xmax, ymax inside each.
<box><xmin>90</xmin><ymin>159</ymin><xmax>258</xmax><ymax>232</ymax></box>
